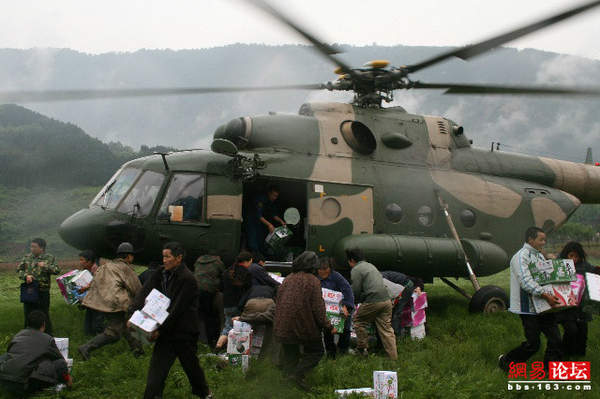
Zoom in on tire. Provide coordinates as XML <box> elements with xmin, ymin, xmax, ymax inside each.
<box><xmin>469</xmin><ymin>285</ymin><xmax>508</xmax><ymax>313</ymax></box>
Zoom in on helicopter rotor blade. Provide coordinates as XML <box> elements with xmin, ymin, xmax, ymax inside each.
<box><xmin>244</xmin><ymin>0</ymin><xmax>356</xmax><ymax>76</ymax></box>
<box><xmin>405</xmin><ymin>0</ymin><xmax>600</xmax><ymax>73</ymax></box>
<box><xmin>0</xmin><ymin>84</ymin><xmax>324</xmax><ymax>103</ymax></box>
<box><xmin>412</xmin><ymin>82</ymin><xmax>600</xmax><ymax>96</ymax></box>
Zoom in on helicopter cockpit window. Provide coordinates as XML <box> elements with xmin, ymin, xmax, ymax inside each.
<box><xmin>117</xmin><ymin>170</ymin><xmax>165</xmax><ymax>217</ymax></box>
<box><xmin>158</xmin><ymin>174</ymin><xmax>205</xmax><ymax>222</ymax></box>
<box><xmin>93</xmin><ymin>167</ymin><xmax>141</xmax><ymax>210</ymax></box>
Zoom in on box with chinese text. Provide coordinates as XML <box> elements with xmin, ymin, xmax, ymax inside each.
<box><xmin>373</xmin><ymin>371</ymin><xmax>398</xmax><ymax>399</ymax></box>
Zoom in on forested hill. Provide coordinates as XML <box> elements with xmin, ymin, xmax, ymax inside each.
<box><xmin>0</xmin><ymin>104</ymin><xmax>173</xmax><ymax>187</ymax></box>
<box><xmin>1</xmin><ymin>45</ymin><xmax>600</xmax><ymax>162</ymax></box>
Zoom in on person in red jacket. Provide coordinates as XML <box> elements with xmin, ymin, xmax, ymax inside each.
<box><xmin>273</xmin><ymin>251</ymin><xmax>336</xmax><ymax>391</ymax></box>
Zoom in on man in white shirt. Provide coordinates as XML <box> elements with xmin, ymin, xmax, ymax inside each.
<box><xmin>499</xmin><ymin>227</ymin><xmax>562</xmax><ymax>372</ymax></box>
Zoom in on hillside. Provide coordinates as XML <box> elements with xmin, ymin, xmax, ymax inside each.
<box><xmin>1</xmin><ymin>45</ymin><xmax>600</xmax><ymax>161</ymax></box>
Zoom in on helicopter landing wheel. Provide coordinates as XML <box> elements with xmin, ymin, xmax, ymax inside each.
<box><xmin>468</xmin><ymin>285</ymin><xmax>508</xmax><ymax>313</ymax></box>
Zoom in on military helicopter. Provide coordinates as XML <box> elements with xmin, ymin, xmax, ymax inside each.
<box><xmin>3</xmin><ymin>0</ymin><xmax>600</xmax><ymax>312</ymax></box>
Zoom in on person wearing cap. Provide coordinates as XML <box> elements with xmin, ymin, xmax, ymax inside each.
<box><xmin>273</xmin><ymin>251</ymin><xmax>336</xmax><ymax>391</ymax></box>
<box><xmin>78</xmin><ymin>242</ymin><xmax>143</xmax><ymax>360</ymax></box>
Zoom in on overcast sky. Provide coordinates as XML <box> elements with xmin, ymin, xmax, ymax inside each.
<box><xmin>1</xmin><ymin>0</ymin><xmax>600</xmax><ymax>60</ymax></box>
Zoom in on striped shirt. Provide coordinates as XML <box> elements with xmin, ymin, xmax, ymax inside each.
<box><xmin>509</xmin><ymin>243</ymin><xmax>546</xmax><ymax>315</ymax></box>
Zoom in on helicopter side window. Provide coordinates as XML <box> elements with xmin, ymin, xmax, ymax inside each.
<box><xmin>117</xmin><ymin>170</ymin><xmax>165</xmax><ymax>217</ymax></box>
<box><xmin>93</xmin><ymin>167</ymin><xmax>141</xmax><ymax>210</ymax></box>
<box><xmin>158</xmin><ymin>174</ymin><xmax>206</xmax><ymax>222</ymax></box>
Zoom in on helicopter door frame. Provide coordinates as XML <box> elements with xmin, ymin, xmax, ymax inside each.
<box><xmin>306</xmin><ymin>181</ymin><xmax>374</xmax><ymax>256</ymax></box>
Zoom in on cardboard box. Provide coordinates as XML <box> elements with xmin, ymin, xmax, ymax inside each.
<box><xmin>54</xmin><ymin>338</ymin><xmax>69</xmax><ymax>360</ymax></box>
<box><xmin>322</xmin><ymin>288</ymin><xmax>344</xmax><ymax>303</ymax></box>
<box><xmin>532</xmin><ymin>283</ymin><xmax>578</xmax><ymax>313</ymax></box>
<box><xmin>227</xmin><ymin>330</ymin><xmax>252</xmax><ymax>355</ymax></box>
<box><xmin>129</xmin><ymin>310</ymin><xmax>159</xmax><ymax>333</ymax></box>
<box><xmin>586</xmin><ymin>272</ymin><xmax>600</xmax><ymax>302</ymax></box>
<box><xmin>528</xmin><ymin>259</ymin><xmax>576</xmax><ymax>285</ymax></box>
<box><xmin>326</xmin><ymin>301</ymin><xmax>341</xmax><ymax>314</ymax></box>
<box><xmin>66</xmin><ymin>358</ymin><xmax>73</xmax><ymax>373</ymax></box>
<box><xmin>228</xmin><ymin>354</ymin><xmax>249</xmax><ymax>372</ymax></box>
<box><xmin>327</xmin><ymin>312</ymin><xmax>346</xmax><ymax>332</ymax></box>
<box><xmin>383</xmin><ymin>279</ymin><xmax>405</xmax><ymax>300</ymax></box>
<box><xmin>233</xmin><ymin>320</ymin><xmax>252</xmax><ymax>332</ymax></box>
<box><xmin>56</xmin><ymin>270</ymin><xmax>80</xmax><ymax>304</ymax></box>
<box><xmin>142</xmin><ymin>299</ymin><xmax>170</xmax><ymax>325</ymax></box>
<box><xmin>268</xmin><ymin>272</ymin><xmax>285</xmax><ymax>284</ymax></box>
<box><xmin>71</xmin><ymin>270</ymin><xmax>93</xmax><ymax>288</ymax></box>
<box><xmin>410</xmin><ymin>324</ymin><xmax>426</xmax><ymax>340</ymax></box>
<box><xmin>571</xmin><ymin>274</ymin><xmax>586</xmax><ymax>305</ymax></box>
<box><xmin>145</xmin><ymin>288</ymin><xmax>171</xmax><ymax>309</ymax></box>
<box><xmin>373</xmin><ymin>371</ymin><xmax>398</xmax><ymax>399</ymax></box>
<box><xmin>335</xmin><ymin>388</ymin><xmax>375</xmax><ymax>398</ymax></box>
<box><xmin>411</xmin><ymin>308</ymin><xmax>426</xmax><ymax>327</ymax></box>
<box><xmin>412</xmin><ymin>292</ymin><xmax>428</xmax><ymax>310</ymax></box>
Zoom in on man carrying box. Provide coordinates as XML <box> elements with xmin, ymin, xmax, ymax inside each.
<box><xmin>347</xmin><ymin>249</ymin><xmax>397</xmax><ymax>360</ymax></box>
<box><xmin>499</xmin><ymin>227</ymin><xmax>562</xmax><ymax>372</ymax></box>
<box><xmin>78</xmin><ymin>242</ymin><xmax>143</xmax><ymax>360</ymax></box>
<box><xmin>318</xmin><ymin>258</ymin><xmax>354</xmax><ymax>358</ymax></box>
<box><xmin>130</xmin><ymin>242</ymin><xmax>211</xmax><ymax>399</ymax></box>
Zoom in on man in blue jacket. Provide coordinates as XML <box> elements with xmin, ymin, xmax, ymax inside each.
<box><xmin>318</xmin><ymin>258</ymin><xmax>354</xmax><ymax>358</ymax></box>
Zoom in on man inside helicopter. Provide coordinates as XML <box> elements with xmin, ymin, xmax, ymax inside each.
<box><xmin>246</xmin><ymin>185</ymin><xmax>286</xmax><ymax>256</ymax></box>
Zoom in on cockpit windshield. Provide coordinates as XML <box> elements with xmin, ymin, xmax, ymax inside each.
<box><xmin>92</xmin><ymin>167</ymin><xmax>140</xmax><ymax>209</ymax></box>
<box><xmin>118</xmin><ymin>170</ymin><xmax>165</xmax><ymax>217</ymax></box>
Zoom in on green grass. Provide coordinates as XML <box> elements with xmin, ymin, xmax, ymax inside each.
<box><xmin>0</xmin><ymin>269</ymin><xmax>598</xmax><ymax>398</ymax></box>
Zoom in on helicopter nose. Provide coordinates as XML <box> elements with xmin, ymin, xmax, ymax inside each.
<box><xmin>59</xmin><ymin>209</ymin><xmax>100</xmax><ymax>250</ymax></box>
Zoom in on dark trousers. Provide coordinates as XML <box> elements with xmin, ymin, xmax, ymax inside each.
<box><xmin>198</xmin><ymin>291</ymin><xmax>220</xmax><ymax>347</ymax></box>
<box><xmin>280</xmin><ymin>340</ymin><xmax>324</xmax><ymax>380</ymax></box>
<box><xmin>558</xmin><ymin>308</ymin><xmax>589</xmax><ymax>357</ymax></box>
<box><xmin>23</xmin><ymin>290</ymin><xmax>52</xmax><ymax>335</ymax></box>
<box><xmin>84</xmin><ymin>308</ymin><xmax>105</xmax><ymax>336</ymax></box>
<box><xmin>503</xmin><ymin>314</ymin><xmax>562</xmax><ymax>367</ymax></box>
<box><xmin>143</xmin><ymin>337</ymin><xmax>209</xmax><ymax>399</ymax></box>
<box><xmin>323</xmin><ymin>323</ymin><xmax>351</xmax><ymax>357</ymax></box>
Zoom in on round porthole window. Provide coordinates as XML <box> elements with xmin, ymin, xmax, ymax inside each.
<box><xmin>321</xmin><ymin>197</ymin><xmax>341</xmax><ymax>219</ymax></box>
<box><xmin>339</xmin><ymin>120</ymin><xmax>376</xmax><ymax>155</ymax></box>
<box><xmin>385</xmin><ymin>203</ymin><xmax>403</xmax><ymax>223</ymax></box>
<box><xmin>460</xmin><ymin>209</ymin><xmax>476</xmax><ymax>227</ymax></box>
<box><xmin>417</xmin><ymin>205</ymin><xmax>433</xmax><ymax>227</ymax></box>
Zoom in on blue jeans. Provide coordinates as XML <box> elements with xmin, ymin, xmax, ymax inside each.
<box><xmin>221</xmin><ymin>306</ymin><xmax>240</xmax><ymax>336</ymax></box>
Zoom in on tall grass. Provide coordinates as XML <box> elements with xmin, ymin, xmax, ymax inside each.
<box><xmin>0</xmin><ymin>269</ymin><xmax>597</xmax><ymax>398</ymax></box>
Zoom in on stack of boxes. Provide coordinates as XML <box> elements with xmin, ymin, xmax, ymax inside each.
<box><xmin>54</xmin><ymin>338</ymin><xmax>73</xmax><ymax>372</ymax></box>
<box><xmin>227</xmin><ymin>320</ymin><xmax>252</xmax><ymax>372</ymax></box>
<box><xmin>56</xmin><ymin>269</ymin><xmax>93</xmax><ymax>304</ymax></box>
<box><xmin>529</xmin><ymin>259</ymin><xmax>577</xmax><ymax>313</ymax></box>
<box><xmin>129</xmin><ymin>289</ymin><xmax>171</xmax><ymax>344</ymax></box>
<box><xmin>400</xmin><ymin>291</ymin><xmax>428</xmax><ymax>339</ymax></box>
<box><xmin>322</xmin><ymin>288</ymin><xmax>345</xmax><ymax>331</ymax></box>
<box><xmin>335</xmin><ymin>371</ymin><xmax>398</xmax><ymax>399</ymax></box>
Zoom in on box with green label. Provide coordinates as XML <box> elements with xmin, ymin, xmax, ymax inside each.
<box><xmin>528</xmin><ymin>259</ymin><xmax>576</xmax><ymax>285</ymax></box>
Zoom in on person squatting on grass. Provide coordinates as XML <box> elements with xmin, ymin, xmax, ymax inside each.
<box><xmin>348</xmin><ymin>248</ymin><xmax>398</xmax><ymax>360</ymax></box>
<box><xmin>499</xmin><ymin>226</ymin><xmax>562</xmax><ymax>372</ymax></box>
<box><xmin>17</xmin><ymin>238</ymin><xmax>61</xmax><ymax>336</ymax></box>
<box><xmin>78</xmin><ymin>242</ymin><xmax>144</xmax><ymax>360</ymax></box>
<box><xmin>129</xmin><ymin>242</ymin><xmax>212</xmax><ymax>399</ymax></box>
<box><xmin>0</xmin><ymin>310</ymin><xmax>73</xmax><ymax>395</ymax></box>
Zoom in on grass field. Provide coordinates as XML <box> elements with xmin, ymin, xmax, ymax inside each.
<box><xmin>0</xmin><ymin>268</ymin><xmax>598</xmax><ymax>399</ymax></box>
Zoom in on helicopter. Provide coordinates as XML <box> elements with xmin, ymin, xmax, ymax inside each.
<box><xmin>3</xmin><ymin>0</ymin><xmax>600</xmax><ymax>313</ymax></box>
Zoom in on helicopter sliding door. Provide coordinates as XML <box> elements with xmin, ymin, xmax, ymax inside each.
<box><xmin>306</xmin><ymin>182</ymin><xmax>373</xmax><ymax>257</ymax></box>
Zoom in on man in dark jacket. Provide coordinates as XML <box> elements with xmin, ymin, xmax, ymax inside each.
<box><xmin>129</xmin><ymin>242</ymin><xmax>211</xmax><ymax>399</ymax></box>
<box><xmin>274</xmin><ymin>251</ymin><xmax>335</xmax><ymax>391</ymax></box>
<box><xmin>0</xmin><ymin>311</ymin><xmax>72</xmax><ymax>395</ymax></box>
<box><xmin>237</xmin><ymin>251</ymin><xmax>281</xmax><ymax>289</ymax></box>
<box><xmin>193</xmin><ymin>254</ymin><xmax>225</xmax><ymax>346</ymax></box>
<box><xmin>318</xmin><ymin>257</ymin><xmax>354</xmax><ymax>358</ymax></box>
